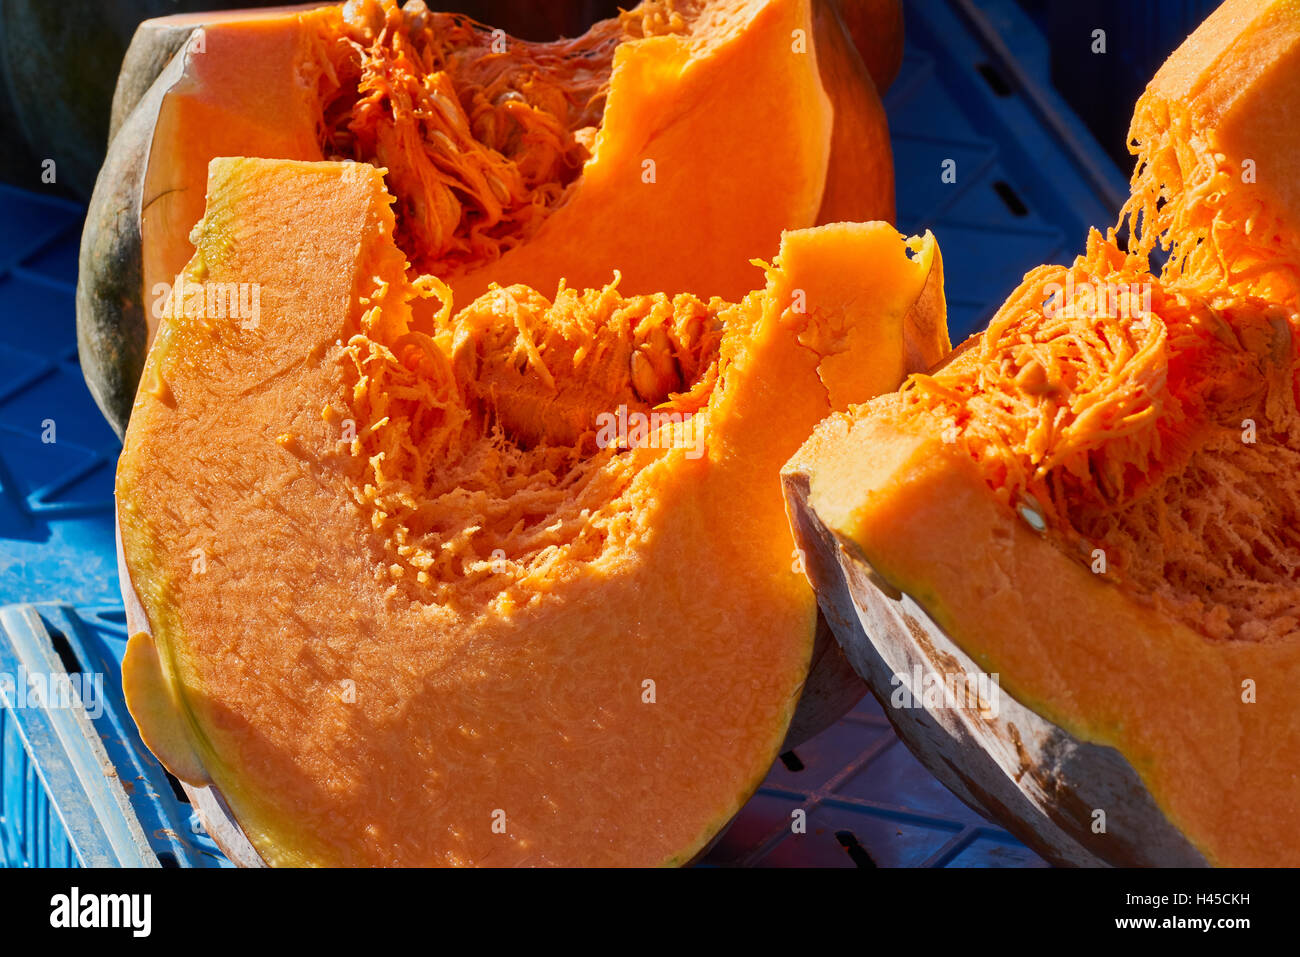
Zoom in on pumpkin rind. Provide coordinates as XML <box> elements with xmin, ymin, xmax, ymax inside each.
<box><xmin>829</xmin><ymin>0</ymin><xmax>903</xmax><ymax>94</ymax></box>
<box><xmin>75</xmin><ymin>38</ymin><xmax>192</xmax><ymax>439</ymax></box>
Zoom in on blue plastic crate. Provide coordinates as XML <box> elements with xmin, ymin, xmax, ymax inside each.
<box><xmin>0</xmin><ymin>0</ymin><xmax>1128</xmax><ymax>868</ymax></box>
<box><xmin>0</xmin><ymin>603</ymin><xmax>228</xmax><ymax>866</ymax></box>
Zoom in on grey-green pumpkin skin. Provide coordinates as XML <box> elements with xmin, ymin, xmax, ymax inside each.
<box><xmin>76</xmin><ymin>18</ymin><xmax>197</xmax><ymax>440</ymax></box>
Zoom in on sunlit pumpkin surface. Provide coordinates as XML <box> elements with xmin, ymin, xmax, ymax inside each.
<box><xmin>795</xmin><ymin>0</ymin><xmax>1300</xmax><ymax>866</ymax></box>
<box><xmin>116</xmin><ymin>154</ymin><xmax>940</xmax><ymax>865</ymax></box>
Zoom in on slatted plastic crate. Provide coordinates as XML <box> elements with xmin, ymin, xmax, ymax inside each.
<box><xmin>0</xmin><ymin>0</ymin><xmax>1128</xmax><ymax>867</ymax></box>
<box><xmin>0</xmin><ymin>604</ymin><xmax>228</xmax><ymax>866</ymax></box>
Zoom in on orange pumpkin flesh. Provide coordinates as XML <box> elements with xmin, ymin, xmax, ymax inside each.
<box><xmin>830</xmin><ymin>0</ymin><xmax>903</xmax><ymax>93</ymax></box>
<box><xmin>80</xmin><ymin>0</ymin><xmax>895</xmax><ymax>438</ymax></box>
<box><xmin>784</xmin><ymin>0</ymin><xmax>1300</xmax><ymax>866</ymax></box>
<box><xmin>117</xmin><ymin>156</ymin><xmax>943</xmax><ymax>866</ymax></box>
<box><xmin>810</xmin><ymin>0</ymin><xmax>894</xmax><ymax>228</ymax></box>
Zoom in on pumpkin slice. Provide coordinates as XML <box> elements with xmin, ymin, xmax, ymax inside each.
<box><xmin>116</xmin><ymin>155</ymin><xmax>943</xmax><ymax>866</ymax></box>
<box><xmin>78</xmin><ymin>0</ymin><xmax>895</xmax><ymax>438</ymax></box>
<box><xmin>785</xmin><ymin>234</ymin><xmax>1283</xmax><ymax>866</ymax></box>
<box><xmin>786</xmin><ymin>0</ymin><xmax>1300</xmax><ymax>867</ymax></box>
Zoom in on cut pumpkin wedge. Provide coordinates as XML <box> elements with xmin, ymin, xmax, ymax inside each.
<box><xmin>116</xmin><ymin>156</ymin><xmax>945</xmax><ymax>866</ymax></box>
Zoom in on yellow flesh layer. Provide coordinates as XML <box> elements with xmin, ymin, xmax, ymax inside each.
<box><xmin>122</xmin><ymin>159</ymin><xmax>803</xmax><ymax>865</ymax></box>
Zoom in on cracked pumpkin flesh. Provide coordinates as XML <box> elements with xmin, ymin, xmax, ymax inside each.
<box><xmin>117</xmin><ymin>157</ymin><xmax>939</xmax><ymax>866</ymax></box>
<box><xmin>788</xmin><ymin>0</ymin><xmax>1300</xmax><ymax>867</ymax></box>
